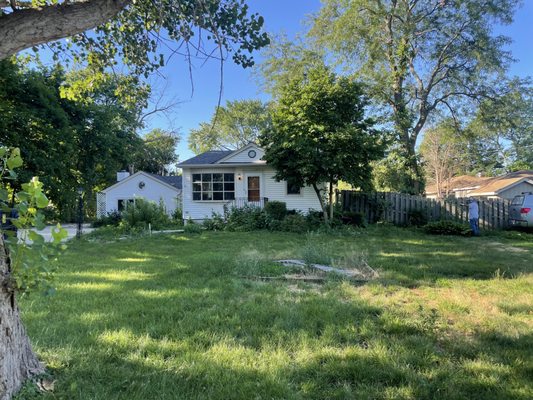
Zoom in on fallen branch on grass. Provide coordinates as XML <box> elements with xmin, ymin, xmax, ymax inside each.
<box><xmin>277</xmin><ymin>259</ymin><xmax>378</xmax><ymax>281</ymax></box>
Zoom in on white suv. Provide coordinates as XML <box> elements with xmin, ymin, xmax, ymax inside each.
<box><xmin>509</xmin><ymin>193</ymin><xmax>533</xmax><ymax>228</ymax></box>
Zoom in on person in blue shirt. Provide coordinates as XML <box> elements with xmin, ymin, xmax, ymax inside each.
<box><xmin>468</xmin><ymin>198</ymin><xmax>480</xmax><ymax>236</ymax></box>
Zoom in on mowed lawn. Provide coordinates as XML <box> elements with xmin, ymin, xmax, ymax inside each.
<box><xmin>18</xmin><ymin>227</ymin><xmax>533</xmax><ymax>399</ymax></box>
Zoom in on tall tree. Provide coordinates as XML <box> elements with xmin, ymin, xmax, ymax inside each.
<box><xmin>467</xmin><ymin>81</ymin><xmax>533</xmax><ymax>171</ymax></box>
<box><xmin>135</xmin><ymin>129</ymin><xmax>180</xmax><ymax>175</ymax></box>
<box><xmin>311</xmin><ymin>0</ymin><xmax>521</xmax><ymax>193</ymax></box>
<box><xmin>0</xmin><ymin>2</ymin><xmax>270</xmax><ymax>398</ymax></box>
<box><xmin>419</xmin><ymin>120</ymin><xmax>465</xmax><ymax>198</ymax></box>
<box><xmin>260</xmin><ymin>66</ymin><xmax>384</xmax><ymax>223</ymax></box>
<box><xmin>188</xmin><ymin>100</ymin><xmax>271</xmax><ymax>154</ymax></box>
<box><xmin>0</xmin><ymin>61</ymin><xmax>145</xmax><ymax>220</ymax></box>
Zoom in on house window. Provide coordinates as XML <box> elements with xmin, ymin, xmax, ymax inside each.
<box><xmin>287</xmin><ymin>182</ymin><xmax>301</xmax><ymax>195</ymax></box>
<box><xmin>192</xmin><ymin>173</ymin><xmax>235</xmax><ymax>201</ymax></box>
<box><xmin>118</xmin><ymin>199</ymin><xmax>134</xmax><ymax>211</ymax></box>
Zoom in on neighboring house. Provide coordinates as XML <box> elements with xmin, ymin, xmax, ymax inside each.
<box><xmin>178</xmin><ymin>143</ymin><xmax>322</xmax><ymax>221</ymax></box>
<box><xmin>425</xmin><ymin>175</ymin><xmax>491</xmax><ymax>199</ymax></box>
<box><xmin>467</xmin><ymin>170</ymin><xmax>533</xmax><ymax>200</ymax></box>
<box><xmin>96</xmin><ymin>171</ymin><xmax>182</xmax><ymax>218</ymax></box>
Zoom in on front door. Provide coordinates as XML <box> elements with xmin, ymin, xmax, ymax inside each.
<box><xmin>247</xmin><ymin>176</ymin><xmax>260</xmax><ymax>202</ymax></box>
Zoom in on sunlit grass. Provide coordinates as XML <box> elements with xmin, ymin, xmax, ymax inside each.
<box><xmin>17</xmin><ymin>226</ymin><xmax>533</xmax><ymax>400</ymax></box>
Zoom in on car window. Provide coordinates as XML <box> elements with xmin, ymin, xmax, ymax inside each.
<box><xmin>511</xmin><ymin>195</ymin><xmax>524</xmax><ymax>206</ymax></box>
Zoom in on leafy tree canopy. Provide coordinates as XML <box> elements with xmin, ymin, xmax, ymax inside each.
<box><xmin>0</xmin><ymin>60</ymin><xmax>145</xmax><ymax>220</ymax></box>
<box><xmin>260</xmin><ymin>65</ymin><xmax>384</xmax><ymax>222</ymax></box>
<box><xmin>188</xmin><ymin>99</ymin><xmax>271</xmax><ymax>154</ymax></box>
<box><xmin>135</xmin><ymin>128</ymin><xmax>180</xmax><ymax>175</ymax></box>
<box><xmin>310</xmin><ymin>0</ymin><xmax>523</xmax><ymax>193</ymax></box>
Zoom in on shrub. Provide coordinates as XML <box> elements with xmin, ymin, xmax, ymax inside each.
<box><xmin>264</xmin><ymin>201</ymin><xmax>287</xmax><ymax>221</ymax></box>
<box><xmin>203</xmin><ymin>212</ymin><xmax>226</xmax><ymax>231</ymax></box>
<box><xmin>171</xmin><ymin>206</ymin><xmax>183</xmax><ymax>223</ymax></box>
<box><xmin>122</xmin><ymin>198</ymin><xmax>170</xmax><ymax>230</ymax></box>
<box><xmin>279</xmin><ymin>213</ymin><xmax>308</xmax><ymax>233</ymax></box>
<box><xmin>225</xmin><ymin>206</ymin><xmax>267</xmax><ymax>231</ymax></box>
<box><xmin>341</xmin><ymin>211</ymin><xmax>366</xmax><ymax>227</ymax></box>
<box><xmin>407</xmin><ymin>209</ymin><xmax>428</xmax><ymax>227</ymax></box>
<box><xmin>92</xmin><ymin>210</ymin><xmax>122</xmax><ymax>228</ymax></box>
<box><xmin>184</xmin><ymin>221</ymin><xmax>203</xmax><ymax>234</ymax></box>
<box><xmin>423</xmin><ymin>220</ymin><xmax>472</xmax><ymax>236</ymax></box>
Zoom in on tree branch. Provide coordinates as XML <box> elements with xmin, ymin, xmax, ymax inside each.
<box><xmin>0</xmin><ymin>0</ymin><xmax>131</xmax><ymax>60</ymax></box>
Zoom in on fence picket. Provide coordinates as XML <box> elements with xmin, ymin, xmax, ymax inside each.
<box><xmin>340</xmin><ymin>190</ymin><xmax>509</xmax><ymax>230</ymax></box>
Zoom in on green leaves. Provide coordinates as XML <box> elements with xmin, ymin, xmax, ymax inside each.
<box><xmin>1</xmin><ymin>147</ymin><xmax>67</xmax><ymax>295</ymax></box>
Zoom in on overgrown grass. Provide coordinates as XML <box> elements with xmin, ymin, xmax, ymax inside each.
<box><xmin>17</xmin><ymin>226</ymin><xmax>533</xmax><ymax>399</ymax></box>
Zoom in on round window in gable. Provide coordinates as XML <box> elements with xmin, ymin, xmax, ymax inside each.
<box><xmin>248</xmin><ymin>149</ymin><xmax>257</xmax><ymax>158</ymax></box>
<box><xmin>138</xmin><ymin>181</ymin><xmax>146</xmax><ymax>189</ymax></box>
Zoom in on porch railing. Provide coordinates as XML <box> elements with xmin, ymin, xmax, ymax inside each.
<box><xmin>225</xmin><ymin>197</ymin><xmax>269</xmax><ymax>210</ymax></box>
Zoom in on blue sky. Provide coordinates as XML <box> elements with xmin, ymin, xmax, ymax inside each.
<box><xmin>144</xmin><ymin>0</ymin><xmax>533</xmax><ymax>162</ymax></box>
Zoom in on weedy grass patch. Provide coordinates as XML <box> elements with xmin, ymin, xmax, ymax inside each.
<box><xmin>17</xmin><ymin>226</ymin><xmax>533</xmax><ymax>399</ymax></box>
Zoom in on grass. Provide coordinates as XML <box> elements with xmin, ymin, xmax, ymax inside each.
<box><xmin>17</xmin><ymin>226</ymin><xmax>533</xmax><ymax>399</ymax></box>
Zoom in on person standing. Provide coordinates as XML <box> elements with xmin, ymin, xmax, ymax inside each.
<box><xmin>468</xmin><ymin>198</ymin><xmax>480</xmax><ymax>236</ymax></box>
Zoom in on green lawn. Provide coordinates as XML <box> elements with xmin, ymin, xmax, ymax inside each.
<box><xmin>18</xmin><ymin>227</ymin><xmax>533</xmax><ymax>399</ymax></box>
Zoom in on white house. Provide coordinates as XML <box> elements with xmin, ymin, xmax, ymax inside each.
<box><xmin>178</xmin><ymin>143</ymin><xmax>322</xmax><ymax>221</ymax></box>
<box><xmin>96</xmin><ymin>171</ymin><xmax>182</xmax><ymax>218</ymax></box>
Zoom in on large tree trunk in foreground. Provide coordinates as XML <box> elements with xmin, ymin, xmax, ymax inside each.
<box><xmin>0</xmin><ymin>239</ymin><xmax>43</xmax><ymax>400</ymax></box>
<box><xmin>0</xmin><ymin>0</ymin><xmax>131</xmax><ymax>60</ymax></box>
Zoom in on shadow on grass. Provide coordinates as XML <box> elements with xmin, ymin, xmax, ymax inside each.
<box><xmin>18</xmin><ymin>231</ymin><xmax>533</xmax><ymax>399</ymax></box>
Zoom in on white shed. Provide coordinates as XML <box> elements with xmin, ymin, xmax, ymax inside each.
<box><xmin>96</xmin><ymin>171</ymin><xmax>182</xmax><ymax>218</ymax></box>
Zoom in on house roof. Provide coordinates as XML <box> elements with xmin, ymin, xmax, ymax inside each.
<box><xmin>468</xmin><ymin>170</ymin><xmax>533</xmax><ymax>196</ymax></box>
<box><xmin>425</xmin><ymin>175</ymin><xmax>491</xmax><ymax>195</ymax></box>
<box><xmin>101</xmin><ymin>171</ymin><xmax>181</xmax><ymax>193</ymax></box>
<box><xmin>147</xmin><ymin>173</ymin><xmax>182</xmax><ymax>189</ymax></box>
<box><xmin>178</xmin><ymin>150</ymin><xmax>233</xmax><ymax>166</ymax></box>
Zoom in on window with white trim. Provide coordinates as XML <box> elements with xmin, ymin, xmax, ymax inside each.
<box><xmin>192</xmin><ymin>173</ymin><xmax>235</xmax><ymax>201</ymax></box>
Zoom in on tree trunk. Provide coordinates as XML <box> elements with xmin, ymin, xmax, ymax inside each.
<box><xmin>328</xmin><ymin>181</ymin><xmax>334</xmax><ymax>221</ymax></box>
<box><xmin>0</xmin><ymin>238</ymin><xmax>43</xmax><ymax>400</ymax></box>
<box><xmin>0</xmin><ymin>0</ymin><xmax>131</xmax><ymax>60</ymax></box>
<box><xmin>312</xmin><ymin>183</ymin><xmax>328</xmax><ymax>224</ymax></box>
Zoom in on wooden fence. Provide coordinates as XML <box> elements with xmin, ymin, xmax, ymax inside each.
<box><xmin>339</xmin><ymin>191</ymin><xmax>511</xmax><ymax>230</ymax></box>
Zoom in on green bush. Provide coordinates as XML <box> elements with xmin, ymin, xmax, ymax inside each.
<box><xmin>225</xmin><ymin>205</ymin><xmax>267</xmax><ymax>231</ymax></box>
<box><xmin>203</xmin><ymin>212</ymin><xmax>226</xmax><ymax>231</ymax></box>
<box><xmin>122</xmin><ymin>198</ymin><xmax>170</xmax><ymax>230</ymax></box>
<box><xmin>92</xmin><ymin>210</ymin><xmax>122</xmax><ymax>228</ymax></box>
<box><xmin>264</xmin><ymin>201</ymin><xmax>287</xmax><ymax>221</ymax></box>
<box><xmin>423</xmin><ymin>220</ymin><xmax>472</xmax><ymax>236</ymax></box>
<box><xmin>341</xmin><ymin>211</ymin><xmax>366</xmax><ymax>226</ymax></box>
<box><xmin>407</xmin><ymin>209</ymin><xmax>428</xmax><ymax>227</ymax></box>
<box><xmin>184</xmin><ymin>221</ymin><xmax>203</xmax><ymax>234</ymax></box>
<box><xmin>279</xmin><ymin>213</ymin><xmax>308</xmax><ymax>233</ymax></box>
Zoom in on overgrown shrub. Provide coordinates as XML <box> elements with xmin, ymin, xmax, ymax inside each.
<box><xmin>171</xmin><ymin>206</ymin><xmax>183</xmax><ymax>223</ymax></box>
<box><xmin>341</xmin><ymin>211</ymin><xmax>366</xmax><ymax>226</ymax></box>
<box><xmin>264</xmin><ymin>201</ymin><xmax>287</xmax><ymax>221</ymax></box>
<box><xmin>122</xmin><ymin>198</ymin><xmax>170</xmax><ymax>230</ymax></box>
<box><xmin>225</xmin><ymin>205</ymin><xmax>267</xmax><ymax>231</ymax></box>
<box><xmin>92</xmin><ymin>210</ymin><xmax>122</xmax><ymax>228</ymax></box>
<box><xmin>184</xmin><ymin>221</ymin><xmax>203</xmax><ymax>234</ymax></box>
<box><xmin>407</xmin><ymin>209</ymin><xmax>428</xmax><ymax>227</ymax></box>
<box><xmin>203</xmin><ymin>212</ymin><xmax>226</xmax><ymax>231</ymax></box>
<box><xmin>279</xmin><ymin>213</ymin><xmax>309</xmax><ymax>233</ymax></box>
<box><xmin>423</xmin><ymin>220</ymin><xmax>472</xmax><ymax>236</ymax></box>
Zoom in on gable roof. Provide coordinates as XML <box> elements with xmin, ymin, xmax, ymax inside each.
<box><xmin>468</xmin><ymin>170</ymin><xmax>533</xmax><ymax>196</ymax></box>
<box><xmin>425</xmin><ymin>175</ymin><xmax>491</xmax><ymax>195</ymax></box>
<box><xmin>178</xmin><ymin>150</ymin><xmax>233</xmax><ymax>166</ymax></box>
<box><xmin>101</xmin><ymin>171</ymin><xmax>182</xmax><ymax>193</ymax></box>
<box><xmin>147</xmin><ymin>173</ymin><xmax>182</xmax><ymax>189</ymax></box>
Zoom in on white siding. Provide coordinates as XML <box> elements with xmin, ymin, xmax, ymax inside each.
<box><xmin>182</xmin><ymin>166</ymin><xmax>322</xmax><ymax>221</ymax></box>
<box><xmin>219</xmin><ymin>145</ymin><xmax>265</xmax><ymax>164</ymax></box>
<box><xmin>105</xmin><ymin>173</ymin><xmax>180</xmax><ymax>215</ymax></box>
<box><xmin>498</xmin><ymin>182</ymin><xmax>533</xmax><ymax>200</ymax></box>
